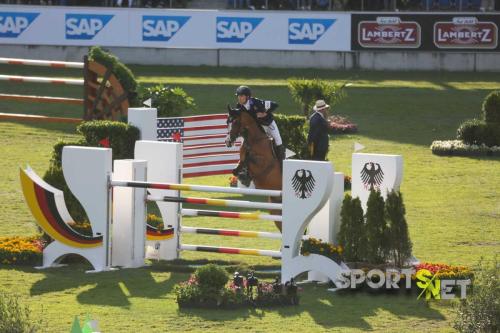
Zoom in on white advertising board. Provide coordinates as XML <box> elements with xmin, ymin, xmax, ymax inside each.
<box><xmin>0</xmin><ymin>6</ymin><xmax>351</xmax><ymax>51</ymax></box>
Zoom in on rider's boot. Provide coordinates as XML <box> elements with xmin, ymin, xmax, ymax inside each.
<box><xmin>232</xmin><ymin>163</ymin><xmax>243</xmax><ymax>176</ymax></box>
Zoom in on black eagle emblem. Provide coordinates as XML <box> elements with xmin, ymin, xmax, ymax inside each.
<box><xmin>291</xmin><ymin>169</ymin><xmax>315</xmax><ymax>199</ymax></box>
<box><xmin>360</xmin><ymin>162</ymin><xmax>384</xmax><ymax>191</ymax></box>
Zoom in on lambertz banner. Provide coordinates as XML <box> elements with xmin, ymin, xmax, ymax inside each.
<box><xmin>352</xmin><ymin>13</ymin><xmax>500</xmax><ymax>51</ymax></box>
<box><xmin>0</xmin><ymin>6</ymin><xmax>351</xmax><ymax>51</ymax></box>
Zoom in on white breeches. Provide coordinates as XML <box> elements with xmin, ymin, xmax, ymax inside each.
<box><xmin>262</xmin><ymin>120</ymin><xmax>282</xmax><ymax>146</ymax></box>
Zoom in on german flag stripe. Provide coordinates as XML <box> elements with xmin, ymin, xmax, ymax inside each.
<box><xmin>35</xmin><ymin>185</ymin><xmax>102</xmax><ymax>245</ymax></box>
<box><xmin>20</xmin><ymin>168</ymin><xmax>102</xmax><ymax>248</ymax></box>
<box><xmin>146</xmin><ymin>225</ymin><xmax>175</xmax><ymax>241</ymax></box>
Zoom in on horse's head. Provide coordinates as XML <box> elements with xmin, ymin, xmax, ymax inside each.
<box><xmin>225</xmin><ymin>105</ymin><xmax>243</xmax><ymax>147</ymax></box>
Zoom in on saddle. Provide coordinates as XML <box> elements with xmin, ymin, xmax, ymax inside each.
<box><xmin>233</xmin><ymin>138</ymin><xmax>282</xmax><ymax>187</ymax></box>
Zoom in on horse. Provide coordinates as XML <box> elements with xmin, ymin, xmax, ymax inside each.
<box><xmin>225</xmin><ymin>107</ymin><xmax>283</xmax><ymax>231</ymax></box>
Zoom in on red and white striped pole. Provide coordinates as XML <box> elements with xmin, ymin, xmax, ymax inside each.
<box><xmin>0</xmin><ymin>57</ymin><xmax>84</xmax><ymax>69</ymax></box>
<box><xmin>0</xmin><ymin>74</ymin><xmax>84</xmax><ymax>86</ymax></box>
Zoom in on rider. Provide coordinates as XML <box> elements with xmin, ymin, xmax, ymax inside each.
<box><xmin>234</xmin><ymin>85</ymin><xmax>286</xmax><ymax>162</ymax></box>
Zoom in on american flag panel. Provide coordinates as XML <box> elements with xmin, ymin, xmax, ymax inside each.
<box><xmin>156</xmin><ymin>113</ymin><xmax>241</xmax><ymax>178</ymax></box>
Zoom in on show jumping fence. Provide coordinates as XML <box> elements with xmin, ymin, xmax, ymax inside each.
<box><xmin>21</xmin><ymin>141</ymin><xmax>346</xmax><ymax>284</ymax></box>
<box><xmin>0</xmin><ymin>56</ymin><xmax>130</xmax><ymax>123</ymax></box>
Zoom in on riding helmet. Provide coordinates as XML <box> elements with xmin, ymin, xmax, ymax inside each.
<box><xmin>235</xmin><ymin>85</ymin><xmax>251</xmax><ymax>97</ymax></box>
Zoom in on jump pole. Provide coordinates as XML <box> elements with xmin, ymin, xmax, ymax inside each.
<box><xmin>147</xmin><ymin>195</ymin><xmax>282</xmax><ymax>210</ymax></box>
<box><xmin>0</xmin><ymin>57</ymin><xmax>84</xmax><ymax>69</ymax></box>
<box><xmin>180</xmin><ymin>226</ymin><xmax>282</xmax><ymax>240</ymax></box>
<box><xmin>111</xmin><ymin>179</ymin><xmax>282</xmax><ymax>197</ymax></box>
<box><xmin>181</xmin><ymin>208</ymin><xmax>282</xmax><ymax>222</ymax></box>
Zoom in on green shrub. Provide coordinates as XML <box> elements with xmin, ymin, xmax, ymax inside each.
<box><xmin>0</xmin><ymin>291</ymin><xmax>41</xmax><ymax>332</ymax></box>
<box><xmin>457</xmin><ymin>119</ymin><xmax>484</xmax><ymax>145</ymax></box>
<box><xmin>42</xmin><ymin>121</ymin><xmax>140</xmax><ymax>226</ymax></box>
<box><xmin>77</xmin><ymin>121</ymin><xmax>140</xmax><ymax>159</ymax></box>
<box><xmin>43</xmin><ymin>166</ymin><xmax>87</xmax><ymax>224</ymax></box>
<box><xmin>139</xmin><ymin>85</ymin><xmax>196</xmax><ymax>118</ymax></box>
<box><xmin>288</xmin><ymin>78</ymin><xmax>346</xmax><ymax>117</ymax></box>
<box><xmin>338</xmin><ymin>194</ymin><xmax>366</xmax><ymax>262</ymax></box>
<box><xmin>194</xmin><ymin>264</ymin><xmax>229</xmax><ymax>291</ymax></box>
<box><xmin>47</xmin><ymin>139</ymin><xmax>87</xmax><ymax>169</ymax></box>
<box><xmin>365</xmin><ymin>190</ymin><xmax>389</xmax><ymax>264</ymax></box>
<box><xmin>482</xmin><ymin>90</ymin><xmax>500</xmax><ymax>124</ymax></box>
<box><xmin>453</xmin><ymin>259</ymin><xmax>500</xmax><ymax>333</ymax></box>
<box><xmin>457</xmin><ymin>119</ymin><xmax>500</xmax><ymax>147</ymax></box>
<box><xmin>385</xmin><ymin>190</ymin><xmax>412</xmax><ymax>268</ymax></box>
<box><xmin>274</xmin><ymin>114</ymin><xmax>309</xmax><ymax>159</ymax></box>
<box><xmin>88</xmin><ymin>46</ymin><xmax>139</xmax><ymax>106</ymax></box>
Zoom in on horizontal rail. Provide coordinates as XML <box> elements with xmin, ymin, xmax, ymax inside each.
<box><xmin>179</xmin><ymin>244</ymin><xmax>281</xmax><ymax>258</ymax></box>
<box><xmin>181</xmin><ymin>208</ymin><xmax>282</xmax><ymax>221</ymax></box>
<box><xmin>0</xmin><ymin>57</ymin><xmax>84</xmax><ymax>69</ymax></box>
<box><xmin>0</xmin><ymin>93</ymin><xmax>83</xmax><ymax>105</ymax></box>
<box><xmin>111</xmin><ymin>179</ymin><xmax>282</xmax><ymax>197</ymax></box>
<box><xmin>0</xmin><ymin>74</ymin><xmax>84</xmax><ymax>86</ymax></box>
<box><xmin>180</xmin><ymin>226</ymin><xmax>282</xmax><ymax>239</ymax></box>
<box><xmin>147</xmin><ymin>195</ymin><xmax>282</xmax><ymax>210</ymax></box>
<box><xmin>0</xmin><ymin>112</ymin><xmax>81</xmax><ymax>124</ymax></box>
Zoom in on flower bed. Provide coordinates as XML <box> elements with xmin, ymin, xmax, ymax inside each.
<box><xmin>431</xmin><ymin>140</ymin><xmax>500</xmax><ymax>157</ymax></box>
<box><xmin>175</xmin><ymin>264</ymin><xmax>299</xmax><ymax>309</ymax></box>
<box><xmin>328</xmin><ymin>115</ymin><xmax>358</xmax><ymax>134</ymax></box>
<box><xmin>413</xmin><ymin>262</ymin><xmax>473</xmax><ymax>280</ymax></box>
<box><xmin>0</xmin><ymin>236</ymin><xmax>44</xmax><ymax>265</ymax></box>
<box><xmin>301</xmin><ymin>237</ymin><xmax>343</xmax><ymax>264</ymax></box>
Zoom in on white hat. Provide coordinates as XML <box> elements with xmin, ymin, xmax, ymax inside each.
<box><xmin>313</xmin><ymin>100</ymin><xmax>330</xmax><ymax>112</ymax></box>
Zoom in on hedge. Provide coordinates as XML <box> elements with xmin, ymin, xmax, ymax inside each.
<box><xmin>274</xmin><ymin>114</ymin><xmax>309</xmax><ymax>159</ymax></box>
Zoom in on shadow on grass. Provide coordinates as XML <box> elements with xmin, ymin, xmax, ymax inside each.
<box><xmin>177</xmin><ymin>285</ymin><xmax>447</xmax><ymax>331</ymax></box>
<box><xmin>27</xmin><ymin>264</ymin><xmax>185</xmax><ymax>309</ymax></box>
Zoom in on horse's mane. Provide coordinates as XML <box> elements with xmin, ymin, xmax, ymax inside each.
<box><xmin>237</xmin><ymin>108</ymin><xmax>266</xmax><ymax>135</ymax></box>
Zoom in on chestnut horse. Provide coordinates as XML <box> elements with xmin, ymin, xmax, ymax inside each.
<box><xmin>225</xmin><ymin>108</ymin><xmax>283</xmax><ymax>231</ymax></box>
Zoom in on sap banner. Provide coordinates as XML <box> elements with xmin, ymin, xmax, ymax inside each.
<box><xmin>0</xmin><ymin>6</ymin><xmax>351</xmax><ymax>51</ymax></box>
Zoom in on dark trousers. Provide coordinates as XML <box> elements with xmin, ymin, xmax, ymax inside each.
<box><xmin>311</xmin><ymin>148</ymin><xmax>328</xmax><ymax>161</ymax></box>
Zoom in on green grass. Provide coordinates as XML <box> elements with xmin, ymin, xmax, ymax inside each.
<box><xmin>0</xmin><ymin>64</ymin><xmax>499</xmax><ymax>332</ymax></box>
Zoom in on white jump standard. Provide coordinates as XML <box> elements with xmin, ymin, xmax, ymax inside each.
<box><xmin>56</xmin><ymin>142</ymin><xmax>346</xmax><ymax>284</ymax></box>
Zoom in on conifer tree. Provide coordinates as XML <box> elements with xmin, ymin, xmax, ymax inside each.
<box><xmin>365</xmin><ymin>190</ymin><xmax>388</xmax><ymax>264</ymax></box>
<box><xmin>385</xmin><ymin>190</ymin><xmax>413</xmax><ymax>267</ymax></box>
<box><xmin>338</xmin><ymin>194</ymin><xmax>366</xmax><ymax>262</ymax></box>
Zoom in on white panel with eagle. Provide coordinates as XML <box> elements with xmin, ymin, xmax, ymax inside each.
<box><xmin>351</xmin><ymin>153</ymin><xmax>403</xmax><ymax>210</ymax></box>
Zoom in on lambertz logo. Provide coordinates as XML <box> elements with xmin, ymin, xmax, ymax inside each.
<box><xmin>288</xmin><ymin>18</ymin><xmax>335</xmax><ymax>45</ymax></box>
<box><xmin>216</xmin><ymin>17</ymin><xmax>263</xmax><ymax>43</ymax></box>
<box><xmin>0</xmin><ymin>12</ymin><xmax>39</xmax><ymax>38</ymax></box>
<box><xmin>65</xmin><ymin>14</ymin><xmax>113</xmax><ymax>40</ymax></box>
<box><xmin>434</xmin><ymin>17</ymin><xmax>498</xmax><ymax>49</ymax></box>
<box><xmin>143</xmin><ymin>15</ymin><xmax>190</xmax><ymax>42</ymax></box>
<box><xmin>358</xmin><ymin>17</ymin><xmax>421</xmax><ymax>48</ymax></box>
<box><xmin>360</xmin><ymin>162</ymin><xmax>384</xmax><ymax>191</ymax></box>
<box><xmin>291</xmin><ymin>169</ymin><xmax>315</xmax><ymax>199</ymax></box>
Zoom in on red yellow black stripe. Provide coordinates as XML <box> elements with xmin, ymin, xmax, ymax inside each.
<box><xmin>146</xmin><ymin>225</ymin><xmax>174</xmax><ymax>241</ymax></box>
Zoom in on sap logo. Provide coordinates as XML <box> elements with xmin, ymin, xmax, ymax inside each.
<box><xmin>216</xmin><ymin>17</ymin><xmax>263</xmax><ymax>43</ymax></box>
<box><xmin>0</xmin><ymin>12</ymin><xmax>39</xmax><ymax>38</ymax></box>
<box><xmin>65</xmin><ymin>14</ymin><xmax>113</xmax><ymax>40</ymax></box>
<box><xmin>142</xmin><ymin>15</ymin><xmax>190</xmax><ymax>42</ymax></box>
<box><xmin>288</xmin><ymin>18</ymin><xmax>336</xmax><ymax>44</ymax></box>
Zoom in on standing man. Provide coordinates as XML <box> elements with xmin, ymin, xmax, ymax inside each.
<box><xmin>308</xmin><ymin>100</ymin><xmax>330</xmax><ymax>161</ymax></box>
<box><xmin>234</xmin><ymin>85</ymin><xmax>286</xmax><ymax>162</ymax></box>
